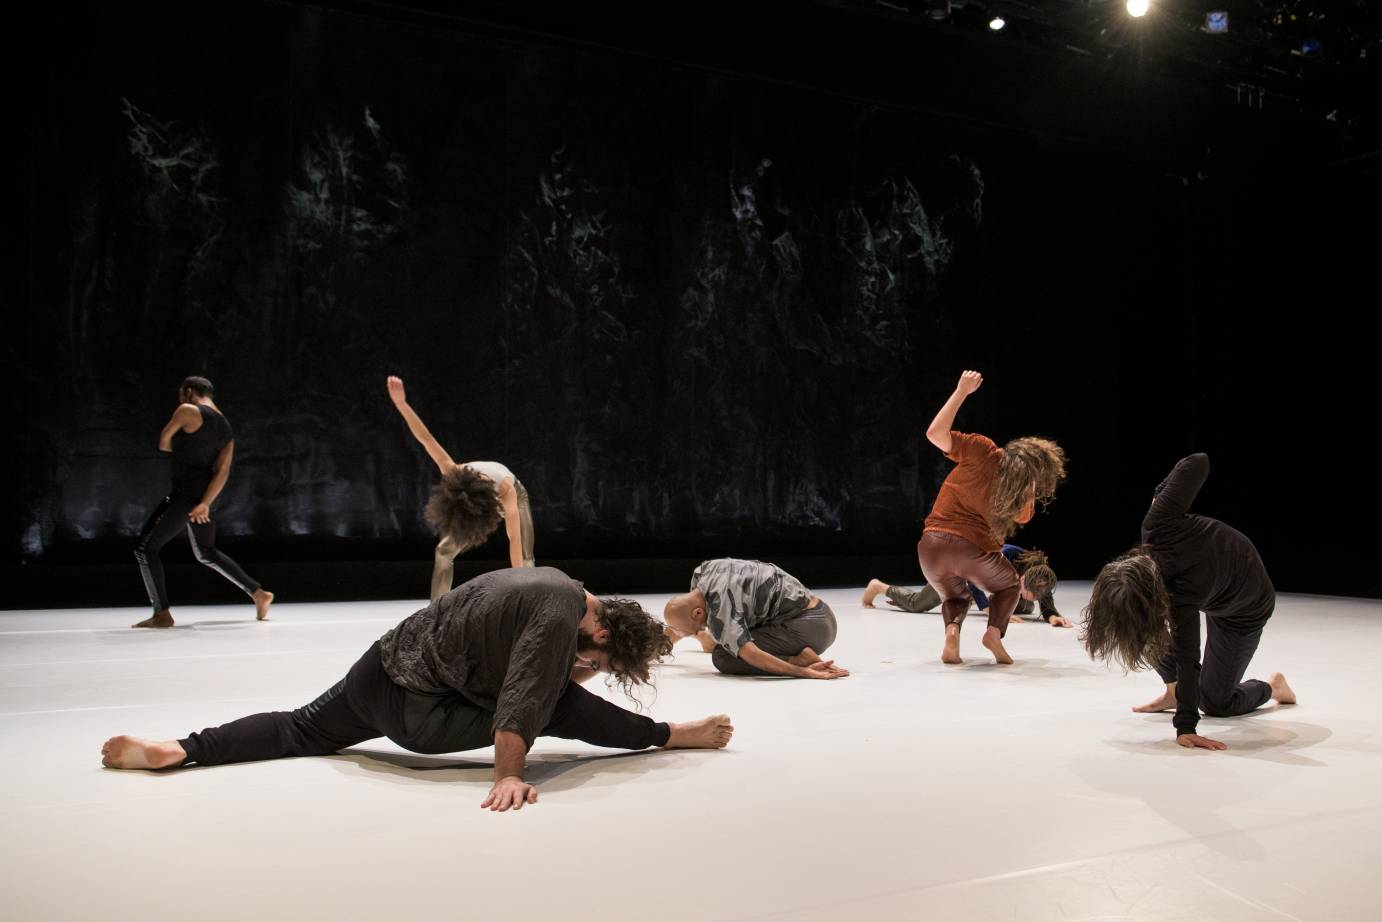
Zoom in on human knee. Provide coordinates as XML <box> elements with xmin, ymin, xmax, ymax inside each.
<box><xmin>435</xmin><ymin>535</ymin><xmax>460</xmax><ymax>560</ymax></box>
<box><xmin>1199</xmin><ymin>691</ymin><xmax>1235</xmax><ymax>717</ymax></box>
<box><xmin>711</xmin><ymin>647</ymin><xmax>743</xmax><ymax>675</ymax></box>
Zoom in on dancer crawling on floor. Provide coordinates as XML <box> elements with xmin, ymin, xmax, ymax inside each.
<box><xmin>862</xmin><ymin>545</ymin><xmax>1073</xmax><ymax>628</ymax></box>
<box><xmin>915</xmin><ymin>370</ymin><xmax>1066</xmax><ymax>664</ymax></box>
<box><xmin>387</xmin><ymin>375</ymin><xmax>535</xmax><ymax>601</ymax></box>
<box><xmin>132</xmin><ymin>376</ymin><xmax>272</xmax><ymax>628</ymax></box>
<box><xmin>663</xmin><ymin>558</ymin><xmax>849</xmax><ymax>679</ymax></box>
<box><xmin>102</xmin><ymin>567</ymin><xmax>734</xmax><ymax>811</ymax></box>
<box><xmin>1082</xmin><ymin>453</ymin><xmax>1295</xmax><ymax>750</ymax></box>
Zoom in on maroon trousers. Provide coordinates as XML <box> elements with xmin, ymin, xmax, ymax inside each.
<box><xmin>917</xmin><ymin>530</ymin><xmax>1020</xmax><ymax>635</ymax></box>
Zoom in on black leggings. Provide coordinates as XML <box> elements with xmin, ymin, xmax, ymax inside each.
<box><xmin>178</xmin><ymin>643</ymin><xmax>671</xmax><ymax>766</ymax></box>
<box><xmin>134</xmin><ymin>491</ymin><xmax>260</xmax><ymax>613</ymax></box>
<box><xmin>1154</xmin><ymin>620</ymin><xmax>1273</xmax><ymax>718</ymax></box>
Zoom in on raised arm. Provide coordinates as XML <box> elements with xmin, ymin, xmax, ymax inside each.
<box><xmin>189</xmin><ymin>441</ymin><xmax>235</xmax><ymax>524</ymax></box>
<box><xmin>386</xmin><ymin>376</ymin><xmax>456</xmax><ymax>475</ymax></box>
<box><xmin>157</xmin><ymin>404</ymin><xmax>200</xmax><ymax>452</ymax></box>
<box><xmin>926</xmin><ymin>370</ymin><xmax>983</xmax><ymax>455</ymax></box>
<box><xmin>1144</xmin><ymin>454</ymin><xmax>1210</xmax><ymax>530</ymax></box>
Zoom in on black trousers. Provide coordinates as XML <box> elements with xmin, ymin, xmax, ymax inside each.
<box><xmin>134</xmin><ymin>491</ymin><xmax>260</xmax><ymax>612</ymax></box>
<box><xmin>178</xmin><ymin>643</ymin><xmax>671</xmax><ymax>766</ymax></box>
<box><xmin>1154</xmin><ymin>619</ymin><xmax>1273</xmax><ymax>718</ymax></box>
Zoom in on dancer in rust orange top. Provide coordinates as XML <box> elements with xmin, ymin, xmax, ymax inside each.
<box><xmin>918</xmin><ymin>371</ymin><xmax>1066</xmax><ymax>665</ymax></box>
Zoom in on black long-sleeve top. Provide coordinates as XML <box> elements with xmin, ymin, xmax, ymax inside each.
<box><xmin>378</xmin><ymin>567</ymin><xmax>585</xmax><ymax>749</ymax></box>
<box><xmin>1141</xmin><ymin>454</ymin><xmax>1276</xmax><ymax>735</ymax></box>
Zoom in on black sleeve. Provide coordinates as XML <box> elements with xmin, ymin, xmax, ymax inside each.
<box><xmin>492</xmin><ymin>614</ymin><xmax>575</xmax><ymax>749</ymax></box>
<box><xmin>1142</xmin><ymin>454</ymin><xmax>1210</xmax><ymax>534</ymax></box>
<box><xmin>1037</xmin><ymin>592</ymin><xmax>1059</xmax><ymax>622</ymax></box>
<box><xmin>1169</xmin><ymin>602</ymin><xmax>1202</xmax><ymax>736</ymax></box>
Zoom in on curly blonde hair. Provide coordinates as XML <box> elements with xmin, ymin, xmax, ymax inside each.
<box><xmin>989</xmin><ymin>437</ymin><xmax>1066</xmax><ymax>542</ymax></box>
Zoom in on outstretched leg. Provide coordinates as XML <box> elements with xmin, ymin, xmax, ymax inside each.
<box><xmin>886</xmin><ymin>583</ymin><xmax>943</xmax><ymax>613</ymax></box>
<box><xmin>102</xmin><ymin>645</ymin><xmax>388</xmax><ymax>770</ymax></box>
<box><xmin>542</xmin><ymin>682</ymin><xmax>732</xmax><ymax>750</ymax></box>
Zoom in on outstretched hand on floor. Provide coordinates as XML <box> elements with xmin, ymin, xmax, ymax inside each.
<box><xmin>1176</xmin><ymin>734</ymin><xmax>1227</xmax><ymax>751</ymax></box>
<box><xmin>482</xmin><ymin>775</ymin><xmax>538</xmax><ymax>811</ymax></box>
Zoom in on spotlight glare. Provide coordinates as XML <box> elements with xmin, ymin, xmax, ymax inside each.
<box><xmin>1127</xmin><ymin>0</ymin><xmax>1149</xmax><ymax>17</ymax></box>
<box><xmin>989</xmin><ymin>16</ymin><xmax>1005</xmax><ymax>31</ymax></box>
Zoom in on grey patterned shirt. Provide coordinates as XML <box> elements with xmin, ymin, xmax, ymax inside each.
<box><xmin>378</xmin><ymin>567</ymin><xmax>585</xmax><ymax>748</ymax></box>
<box><xmin>691</xmin><ymin>558</ymin><xmax>814</xmax><ymax>657</ymax></box>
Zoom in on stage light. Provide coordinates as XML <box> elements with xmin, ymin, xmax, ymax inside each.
<box><xmin>989</xmin><ymin>16</ymin><xmax>1006</xmax><ymax>31</ymax></box>
<box><xmin>1127</xmin><ymin>0</ymin><xmax>1149</xmax><ymax>17</ymax></box>
<box><xmin>1205</xmin><ymin>11</ymin><xmax>1228</xmax><ymax>34</ymax></box>
<box><xmin>925</xmin><ymin>0</ymin><xmax>950</xmax><ymax>21</ymax></box>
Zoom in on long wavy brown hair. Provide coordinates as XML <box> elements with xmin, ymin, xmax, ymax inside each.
<box><xmin>596</xmin><ymin>598</ymin><xmax>675</xmax><ymax>702</ymax></box>
<box><xmin>1081</xmin><ymin>546</ymin><xmax>1171</xmax><ymax>672</ymax></box>
<box><xmin>989</xmin><ymin>437</ymin><xmax>1066</xmax><ymax>542</ymax></box>
<box><xmin>424</xmin><ymin>466</ymin><xmax>502</xmax><ymax>551</ymax></box>
<box><xmin>1014</xmin><ymin>548</ymin><xmax>1057</xmax><ymax>599</ymax></box>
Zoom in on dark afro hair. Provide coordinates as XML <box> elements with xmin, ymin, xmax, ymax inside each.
<box><xmin>424</xmin><ymin>466</ymin><xmax>503</xmax><ymax>552</ymax></box>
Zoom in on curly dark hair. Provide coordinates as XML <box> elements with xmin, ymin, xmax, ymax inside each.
<box><xmin>597</xmin><ymin>597</ymin><xmax>674</xmax><ymax>698</ymax></box>
<box><xmin>1081</xmin><ymin>546</ymin><xmax>1171</xmax><ymax>672</ymax></box>
<box><xmin>990</xmin><ymin>437</ymin><xmax>1066</xmax><ymax>542</ymax></box>
<box><xmin>1014</xmin><ymin>548</ymin><xmax>1057</xmax><ymax>599</ymax></box>
<box><xmin>424</xmin><ymin>466</ymin><xmax>503</xmax><ymax>551</ymax></box>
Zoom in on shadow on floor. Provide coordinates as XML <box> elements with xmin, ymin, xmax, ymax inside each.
<box><xmin>325</xmin><ymin>745</ymin><xmax>709</xmax><ymax>794</ymax></box>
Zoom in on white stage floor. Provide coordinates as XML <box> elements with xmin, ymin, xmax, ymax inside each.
<box><xmin>2</xmin><ymin>584</ymin><xmax>1380</xmax><ymax>921</ymax></box>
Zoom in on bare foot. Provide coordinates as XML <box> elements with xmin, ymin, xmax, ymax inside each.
<box><xmin>132</xmin><ymin>610</ymin><xmax>174</xmax><ymax>629</ymax></box>
<box><xmin>862</xmin><ymin>579</ymin><xmax>888</xmax><ymax>609</ymax></box>
<box><xmin>982</xmin><ymin>627</ymin><xmax>1013</xmax><ymax>665</ymax></box>
<box><xmin>785</xmin><ymin>647</ymin><xmax>820</xmax><ymax>667</ymax></box>
<box><xmin>665</xmin><ymin>715</ymin><xmax>734</xmax><ymax>749</ymax></box>
<box><xmin>253</xmin><ymin>589</ymin><xmax>274</xmax><ymax>621</ymax></box>
<box><xmin>942</xmin><ymin>623</ymin><xmax>963</xmax><ymax>664</ymax></box>
<box><xmin>1269</xmin><ymin>672</ymin><xmax>1297</xmax><ymax>706</ymax></box>
<box><xmin>100</xmin><ymin>735</ymin><xmax>186</xmax><ymax>770</ymax></box>
<box><xmin>1132</xmin><ymin>684</ymin><xmax>1177</xmax><ymax>713</ymax></box>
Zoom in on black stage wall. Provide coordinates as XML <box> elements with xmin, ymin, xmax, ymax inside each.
<box><xmin>8</xmin><ymin>1</ymin><xmax>1378</xmax><ymax>607</ymax></box>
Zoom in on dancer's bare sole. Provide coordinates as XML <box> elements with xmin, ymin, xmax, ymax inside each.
<box><xmin>665</xmin><ymin>715</ymin><xmax>734</xmax><ymax>749</ymax></box>
<box><xmin>942</xmin><ymin>624</ymin><xmax>963</xmax><ymax>664</ymax></box>
<box><xmin>1269</xmin><ymin>672</ymin><xmax>1297</xmax><ymax>706</ymax></box>
<box><xmin>253</xmin><ymin>589</ymin><xmax>274</xmax><ymax>621</ymax></box>
<box><xmin>1132</xmin><ymin>684</ymin><xmax>1177</xmax><ymax>713</ymax></box>
<box><xmin>861</xmin><ymin>579</ymin><xmax>888</xmax><ymax>609</ymax></box>
<box><xmin>100</xmin><ymin>735</ymin><xmax>185</xmax><ymax>770</ymax></box>
<box><xmin>132</xmin><ymin>610</ymin><xmax>174</xmax><ymax>629</ymax></box>
<box><xmin>982</xmin><ymin>627</ymin><xmax>1013</xmax><ymax>665</ymax></box>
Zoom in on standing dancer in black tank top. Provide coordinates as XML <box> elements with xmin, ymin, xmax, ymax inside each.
<box><xmin>132</xmin><ymin>377</ymin><xmax>273</xmax><ymax>628</ymax></box>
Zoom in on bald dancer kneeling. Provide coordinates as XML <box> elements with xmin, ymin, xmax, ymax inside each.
<box><xmin>664</xmin><ymin>558</ymin><xmax>848</xmax><ymax>679</ymax></box>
